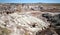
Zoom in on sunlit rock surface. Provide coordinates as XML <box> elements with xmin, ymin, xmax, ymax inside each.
<box><xmin>0</xmin><ymin>12</ymin><xmax>50</xmax><ymax>35</ymax></box>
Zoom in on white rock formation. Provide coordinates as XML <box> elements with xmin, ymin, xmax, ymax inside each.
<box><xmin>0</xmin><ymin>12</ymin><xmax>50</xmax><ymax>35</ymax></box>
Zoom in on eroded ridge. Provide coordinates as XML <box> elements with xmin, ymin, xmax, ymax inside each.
<box><xmin>0</xmin><ymin>12</ymin><xmax>50</xmax><ymax>35</ymax></box>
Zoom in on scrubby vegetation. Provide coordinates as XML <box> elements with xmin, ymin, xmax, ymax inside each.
<box><xmin>0</xmin><ymin>27</ymin><xmax>11</xmax><ymax>35</ymax></box>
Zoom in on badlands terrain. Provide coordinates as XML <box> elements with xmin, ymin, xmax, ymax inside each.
<box><xmin>0</xmin><ymin>3</ymin><xmax>60</xmax><ymax>35</ymax></box>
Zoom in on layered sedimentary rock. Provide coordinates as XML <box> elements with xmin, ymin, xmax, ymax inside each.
<box><xmin>0</xmin><ymin>12</ymin><xmax>50</xmax><ymax>35</ymax></box>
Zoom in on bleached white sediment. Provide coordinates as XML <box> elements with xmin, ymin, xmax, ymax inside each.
<box><xmin>0</xmin><ymin>12</ymin><xmax>50</xmax><ymax>35</ymax></box>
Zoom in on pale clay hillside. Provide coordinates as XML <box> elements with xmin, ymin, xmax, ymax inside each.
<box><xmin>0</xmin><ymin>3</ymin><xmax>60</xmax><ymax>35</ymax></box>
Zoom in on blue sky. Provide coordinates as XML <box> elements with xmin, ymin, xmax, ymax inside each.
<box><xmin>0</xmin><ymin>0</ymin><xmax>60</xmax><ymax>3</ymax></box>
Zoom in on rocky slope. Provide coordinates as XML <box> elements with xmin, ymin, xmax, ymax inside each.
<box><xmin>0</xmin><ymin>3</ymin><xmax>60</xmax><ymax>35</ymax></box>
